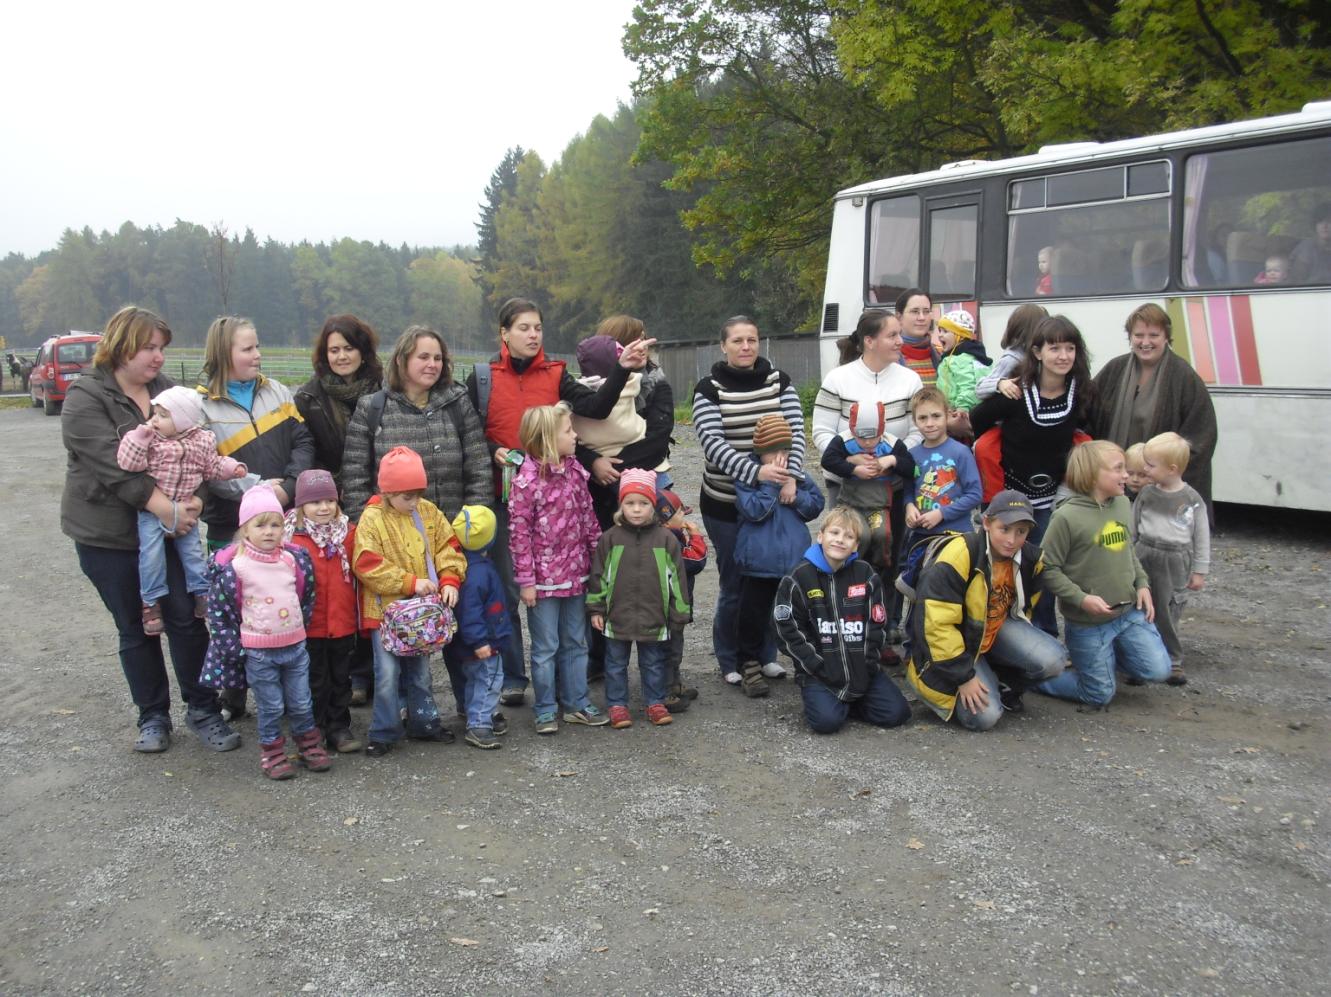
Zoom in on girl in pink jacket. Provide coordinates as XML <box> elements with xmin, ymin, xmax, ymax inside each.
<box><xmin>507</xmin><ymin>402</ymin><xmax>609</xmax><ymax>734</ymax></box>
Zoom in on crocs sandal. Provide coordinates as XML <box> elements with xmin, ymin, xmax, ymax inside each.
<box><xmin>185</xmin><ymin>709</ymin><xmax>241</xmax><ymax>752</ymax></box>
<box><xmin>134</xmin><ymin>717</ymin><xmax>171</xmax><ymax>753</ymax></box>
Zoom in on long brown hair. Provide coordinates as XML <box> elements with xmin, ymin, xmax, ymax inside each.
<box><xmin>1014</xmin><ymin>315</ymin><xmax>1095</xmax><ymax>418</ymax></box>
<box><xmin>312</xmin><ymin>314</ymin><xmax>384</xmax><ymax>382</ymax></box>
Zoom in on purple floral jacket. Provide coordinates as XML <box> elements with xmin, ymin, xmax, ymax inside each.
<box><xmin>507</xmin><ymin>455</ymin><xmax>601</xmax><ymax>598</ymax></box>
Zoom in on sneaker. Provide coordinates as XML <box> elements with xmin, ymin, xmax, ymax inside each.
<box><xmin>646</xmin><ymin>704</ymin><xmax>673</xmax><ymax>726</ymax></box>
<box><xmin>564</xmin><ymin>705</ymin><xmax>610</xmax><ymax>727</ymax></box>
<box><xmin>499</xmin><ymin>687</ymin><xmax>526</xmax><ymax>707</ymax></box>
<box><xmin>1166</xmin><ymin>664</ymin><xmax>1188</xmax><ymax>686</ymax></box>
<box><xmin>465</xmin><ymin>727</ymin><xmax>501</xmax><ymax>749</ymax></box>
<box><xmin>608</xmin><ymin>705</ymin><xmax>633</xmax><ymax>729</ymax></box>
<box><xmin>328</xmin><ymin>728</ymin><xmax>363</xmax><ymax>754</ymax></box>
<box><xmin>491</xmin><ymin>712</ymin><xmax>509</xmax><ymax>736</ymax></box>
<box><xmin>133</xmin><ymin>716</ymin><xmax>171</xmax><ymax>753</ymax></box>
<box><xmin>349</xmin><ymin>687</ymin><xmax>369</xmax><ymax>707</ymax></box>
<box><xmin>999</xmin><ymin>684</ymin><xmax>1025</xmax><ymax>713</ymax></box>
<box><xmin>535</xmin><ymin>713</ymin><xmax>559</xmax><ymax>735</ymax></box>
<box><xmin>365</xmin><ymin>740</ymin><xmax>392</xmax><ymax>757</ymax></box>
<box><xmin>723</xmin><ymin>671</ymin><xmax>742</xmax><ymax>685</ymax></box>
<box><xmin>760</xmin><ymin>661</ymin><xmax>787</xmax><ymax>679</ymax></box>
<box><xmin>410</xmin><ymin>726</ymin><xmax>456</xmax><ymax>744</ymax></box>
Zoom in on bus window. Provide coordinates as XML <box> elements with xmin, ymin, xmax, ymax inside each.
<box><xmin>1181</xmin><ymin>135</ymin><xmax>1331</xmax><ymax>288</ymax></box>
<box><xmin>867</xmin><ymin>194</ymin><xmax>920</xmax><ymax>304</ymax></box>
<box><xmin>927</xmin><ymin>203</ymin><xmax>977</xmax><ymax>298</ymax></box>
<box><xmin>1006</xmin><ymin>161</ymin><xmax>1171</xmax><ymax>297</ymax></box>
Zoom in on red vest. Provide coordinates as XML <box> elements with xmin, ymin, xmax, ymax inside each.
<box><xmin>484</xmin><ymin>345</ymin><xmax>566</xmax><ymax>451</ymax></box>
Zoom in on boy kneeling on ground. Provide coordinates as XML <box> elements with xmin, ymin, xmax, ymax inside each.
<box><xmin>773</xmin><ymin>506</ymin><xmax>912</xmax><ymax>734</ymax></box>
<box><xmin>906</xmin><ymin>490</ymin><xmax>1066</xmax><ymax>731</ymax></box>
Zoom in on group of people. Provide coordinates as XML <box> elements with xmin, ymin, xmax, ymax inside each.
<box><xmin>62</xmin><ymin>289</ymin><xmax>1218</xmax><ymax>776</ymax></box>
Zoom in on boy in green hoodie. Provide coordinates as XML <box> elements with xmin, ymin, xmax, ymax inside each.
<box><xmin>1032</xmin><ymin>441</ymin><xmax>1171</xmax><ymax>707</ymax></box>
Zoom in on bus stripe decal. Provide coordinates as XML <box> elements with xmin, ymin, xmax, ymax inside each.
<box><xmin>1229</xmin><ymin>294</ymin><xmax>1262</xmax><ymax>386</ymax></box>
<box><xmin>1185</xmin><ymin>298</ymin><xmax>1216</xmax><ymax>383</ymax></box>
<box><xmin>1206</xmin><ymin>296</ymin><xmax>1239</xmax><ymax>384</ymax></box>
<box><xmin>1165</xmin><ymin>298</ymin><xmax>1191</xmax><ymax>366</ymax></box>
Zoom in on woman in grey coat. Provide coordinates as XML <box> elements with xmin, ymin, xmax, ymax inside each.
<box><xmin>340</xmin><ymin>325</ymin><xmax>493</xmax><ymax>522</ymax></box>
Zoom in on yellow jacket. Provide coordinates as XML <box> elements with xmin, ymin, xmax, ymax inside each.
<box><xmin>352</xmin><ymin>496</ymin><xmax>466</xmax><ymax>627</ymax></box>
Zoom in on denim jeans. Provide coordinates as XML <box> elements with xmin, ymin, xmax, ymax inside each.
<box><xmin>456</xmin><ymin>653</ymin><xmax>504</xmax><ymax>729</ymax></box>
<box><xmin>526</xmin><ymin>595</ymin><xmax>591</xmax><ymax>717</ymax></box>
<box><xmin>604</xmin><ymin>638</ymin><xmax>669</xmax><ymax>709</ymax></box>
<box><xmin>951</xmin><ymin>617</ymin><xmax>1066</xmax><ymax>730</ymax></box>
<box><xmin>1028</xmin><ymin>506</ymin><xmax>1059</xmax><ymax>637</ymax></box>
<box><xmin>75</xmin><ymin>540</ymin><xmax>220</xmax><ymax>727</ymax></box>
<box><xmin>800</xmin><ymin>670</ymin><xmax>911</xmax><ymax>734</ymax></box>
<box><xmin>244</xmin><ymin>643</ymin><xmax>317</xmax><ymax>744</ymax></box>
<box><xmin>136</xmin><ymin>510</ymin><xmax>210</xmax><ymax>603</ymax></box>
<box><xmin>491</xmin><ymin>502</ymin><xmax>529</xmax><ymax>691</ymax></box>
<box><xmin>1034</xmin><ymin>607</ymin><xmax>1171</xmax><ymax>706</ymax></box>
<box><xmin>703</xmin><ymin>513</ymin><xmax>776</xmax><ymax>674</ymax></box>
<box><xmin>369</xmin><ymin>636</ymin><xmax>444</xmax><ymax>743</ymax></box>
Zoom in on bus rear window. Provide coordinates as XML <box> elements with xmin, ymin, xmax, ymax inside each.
<box><xmin>867</xmin><ymin>194</ymin><xmax>920</xmax><ymax>305</ymax></box>
<box><xmin>1181</xmin><ymin>136</ymin><xmax>1331</xmax><ymax>288</ymax></box>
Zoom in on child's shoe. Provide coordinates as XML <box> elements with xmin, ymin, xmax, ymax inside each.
<box><xmin>365</xmin><ymin>740</ymin><xmax>392</xmax><ymax>757</ymax></box>
<box><xmin>663</xmin><ymin>691</ymin><xmax>690</xmax><ymax>714</ymax></box>
<box><xmin>295</xmin><ymin>727</ymin><xmax>333</xmax><ymax>771</ymax></box>
<box><xmin>564</xmin><ymin>705</ymin><xmax>610</xmax><ymax>727</ymax></box>
<box><xmin>328</xmin><ymin>728</ymin><xmax>363</xmax><ymax>754</ymax></box>
<box><xmin>260</xmin><ymin>737</ymin><xmax>296</xmax><ymax>780</ymax></box>
<box><xmin>646</xmin><ymin>704</ymin><xmax>673</xmax><ymax>726</ymax></box>
<box><xmin>608</xmin><ymin>705</ymin><xmax>633</xmax><ymax>729</ymax></box>
<box><xmin>678</xmin><ymin>682</ymin><xmax>699</xmax><ymax>701</ymax></box>
<box><xmin>410</xmin><ymin>726</ymin><xmax>456</xmax><ymax>744</ymax></box>
<box><xmin>465</xmin><ymin>727</ymin><xmax>501</xmax><ymax>749</ymax></box>
<box><xmin>741</xmin><ymin>661</ymin><xmax>769</xmax><ymax>698</ymax></box>
<box><xmin>535</xmin><ymin>712</ymin><xmax>559</xmax><ymax>735</ymax></box>
<box><xmin>491</xmin><ymin>712</ymin><xmax>509</xmax><ymax>736</ymax></box>
<box><xmin>723</xmin><ymin>671</ymin><xmax>742</xmax><ymax>686</ymax></box>
<box><xmin>760</xmin><ymin>661</ymin><xmax>787</xmax><ymax>679</ymax></box>
<box><xmin>500</xmin><ymin>686</ymin><xmax>526</xmax><ymax>706</ymax></box>
<box><xmin>141</xmin><ymin>601</ymin><xmax>164</xmax><ymax>636</ymax></box>
<box><xmin>349</xmin><ymin>686</ymin><xmax>369</xmax><ymax>707</ymax></box>
<box><xmin>1166</xmin><ymin>663</ymin><xmax>1188</xmax><ymax>686</ymax></box>
<box><xmin>193</xmin><ymin>594</ymin><xmax>207</xmax><ymax>619</ymax></box>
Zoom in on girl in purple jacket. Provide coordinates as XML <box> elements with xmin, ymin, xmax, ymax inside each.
<box><xmin>508</xmin><ymin>403</ymin><xmax>610</xmax><ymax>735</ymax></box>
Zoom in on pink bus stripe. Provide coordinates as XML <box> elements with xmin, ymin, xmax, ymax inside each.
<box><xmin>1166</xmin><ymin>298</ymin><xmax>1191</xmax><ymax>366</ymax></box>
<box><xmin>1229</xmin><ymin>294</ymin><xmax>1262</xmax><ymax>385</ymax></box>
<box><xmin>1185</xmin><ymin>298</ymin><xmax>1216</xmax><ymax>383</ymax></box>
<box><xmin>1206</xmin><ymin>295</ymin><xmax>1240</xmax><ymax>385</ymax></box>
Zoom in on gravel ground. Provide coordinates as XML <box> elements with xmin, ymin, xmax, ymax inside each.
<box><xmin>1</xmin><ymin>408</ymin><xmax>1328</xmax><ymax>996</ymax></box>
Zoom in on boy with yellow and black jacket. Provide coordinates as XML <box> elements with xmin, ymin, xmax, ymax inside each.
<box><xmin>773</xmin><ymin>507</ymin><xmax>911</xmax><ymax>734</ymax></box>
<box><xmin>905</xmin><ymin>491</ymin><xmax>1066</xmax><ymax>731</ymax></box>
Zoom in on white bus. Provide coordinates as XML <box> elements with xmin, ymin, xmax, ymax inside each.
<box><xmin>819</xmin><ymin>102</ymin><xmax>1331</xmax><ymax>511</ymax></box>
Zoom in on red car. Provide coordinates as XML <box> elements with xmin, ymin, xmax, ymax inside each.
<box><xmin>31</xmin><ymin>333</ymin><xmax>100</xmax><ymax>415</ymax></box>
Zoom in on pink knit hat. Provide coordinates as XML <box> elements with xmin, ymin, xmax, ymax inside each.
<box><xmin>238</xmin><ymin>483</ymin><xmax>284</xmax><ymax>525</ymax></box>
<box><xmin>619</xmin><ymin>468</ymin><xmax>657</xmax><ymax>504</ymax></box>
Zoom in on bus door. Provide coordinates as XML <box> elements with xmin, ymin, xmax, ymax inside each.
<box><xmin>923</xmin><ymin>193</ymin><xmax>980</xmax><ymax>305</ymax></box>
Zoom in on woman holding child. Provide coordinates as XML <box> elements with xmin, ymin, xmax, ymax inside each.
<box><xmin>62</xmin><ymin>306</ymin><xmax>239</xmax><ymax>754</ymax></box>
<box><xmin>692</xmin><ymin>315</ymin><xmax>807</xmax><ymax>686</ymax></box>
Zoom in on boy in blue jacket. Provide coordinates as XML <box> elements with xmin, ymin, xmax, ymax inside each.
<box><xmin>732</xmin><ymin>414</ymin><xmax>825</xmax><ymax>698</ymax></box>
<box><xmin>446</xmin><ymin>506</ymin><xmax>513</xmax><ymax>749</ymax></box>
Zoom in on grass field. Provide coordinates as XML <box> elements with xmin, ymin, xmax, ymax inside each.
<box><xmin>160</xmin><ymin>347</ymin><xmax>493</xmax><ymax>388</ymax></box>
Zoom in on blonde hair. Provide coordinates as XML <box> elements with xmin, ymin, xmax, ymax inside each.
<box><xmin>95</xmin><ymin>306</ymin><xmax>173</xmax><ymax>371</ymax></box>
<box><xmin>1064</xmin><ymin>440</ymin><xmax>1124</xmax><ymax>496</ymax></box>
<box><xmin>820</xmin><ymin>505</ymin><xmax>868</xmax><ymax>543</ymax></box>
<box><xmin>1144</xmin><ymin>431</ymin><xmax>1191</xmax><ymax>473</ymax></box>
<box><xmin>519</xmin><ymin>402</ymin><xmax>572</xmax><ymax>470</ymax></box>
<box><xmin>234</xmin><ymin>511</ymin><xmax>284</xmax><ymax>554</ymax></box>
<box><xmin>200</xmin><ymin>316</ymin><xmax>257</xmax><ymax>397</ymax></box>
<box><xmin>1124</xmin><ymin>442</ymin><xmax>1146</xmax><ymax>472</ymax></box>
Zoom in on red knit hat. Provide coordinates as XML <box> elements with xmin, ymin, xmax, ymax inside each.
<box><xmin>619</xmin><ymin>468</ymin><xmax>657</xmax><ymax>504</ymax></box>
<box><xmin>378</xmin><ymin>446</ymin><xmax>427</xmax><ymax>493</ymax></box>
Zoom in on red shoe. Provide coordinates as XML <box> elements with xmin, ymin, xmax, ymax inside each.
<box><xmin>294</xmin><ymin>727</ymin><xmax>333</xmax><ymax>772</ymax></box>
<box><xmin>645</xmin><ymin>704</ymin><xmax>673</xmax><ymax>726</ymax></box>
<box><xmin>608</xmin><ymin>705</ymin><xmax>633</xmax><ymax>729</ymax></box>
<box><xmin>260</xmin><ymin>738</ymin><xmax>295</xmax><ymax>780</ymax></box>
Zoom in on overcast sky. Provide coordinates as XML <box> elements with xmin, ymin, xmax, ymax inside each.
<box><xmin>0</xmin><ymin>0</ymin><xmax>640</xmax><ymax>257</ymax></box>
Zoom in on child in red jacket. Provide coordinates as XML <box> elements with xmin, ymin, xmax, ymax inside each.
<box><xmin>284</xmin><ymin>469</ymin><xmax>362</xmax><ymax>754</ymax></box>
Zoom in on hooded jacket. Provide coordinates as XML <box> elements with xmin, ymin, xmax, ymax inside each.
<box><xmin>733</xmin><ymin>461</ymin><xmax>825</xmax><ymax>578</ymax></box>
<box><xmin>586</xmin><ymin>521</ymin><xmax>691</xmax><ymax>642</ymax></box>
<box><xmin>1040</xmin><ymin>493</ymin><xmax>1149</xmax><ymax>626</ymax></box>
<box><xmin>773</xmin><ymin>544</ymin><xmax>888</xmax><ymax>701</ymax></box>
<box><xmin>905</xmin><ymin>530</ymin><xmax>1045</xmax><ymax>720</ymax></box>
<box><xmin>444</xmin><ymin>549</ymin><xmax>513</xmax><ymax>663</ymax></box>
<box><xmin>506</xmin><ymin>455</ymin><xmax>602</xmax><ymax>596</ymax></box>
<box><xmin>937</xmin><ymin>339</ymin><xmax>993</xmax><ymax>412</ymax></box>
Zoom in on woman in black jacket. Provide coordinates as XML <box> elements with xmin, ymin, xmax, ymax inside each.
<box><xmin>294</xmin><ymin>314</ymin><xmax>385</xmax><ymax>489</ymax></box>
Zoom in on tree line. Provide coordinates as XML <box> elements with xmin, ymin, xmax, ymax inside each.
<box><xmin>5</xmin><ymin>2</ymin><xmax>1326</xmax><ymax>354</ymax></box>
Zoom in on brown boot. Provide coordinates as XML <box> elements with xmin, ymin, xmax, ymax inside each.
<box><xmin>741</xmin><ymin>661</ymin><xmax>769</xmax><ymax>698</ymax></box>
<box><xmin>295</xmin><ymin>727</ymin><xmax>333</xmax><ymax>772</ymax></box>
<box><xmin>260</xmin><ymin>737</ymin><xmax>295</xmax><ymax>780</ymax></box>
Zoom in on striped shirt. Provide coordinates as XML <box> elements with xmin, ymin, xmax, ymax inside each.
<box><xmin>692</xmin><ymin>357</ymin><xmax>805</xmax><ymax>520</ymax></box>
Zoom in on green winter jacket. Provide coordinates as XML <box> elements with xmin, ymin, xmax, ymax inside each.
<box><xmin>586</xmin><ymin>522</ymin><xmax>691</xmax><ymax>642</ymax></box>
<box><xmin>1040</xmin><ymin>493</ymin><xmax>1150</xmax><ymax>625</ymax></box>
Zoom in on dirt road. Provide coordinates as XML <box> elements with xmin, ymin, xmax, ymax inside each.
<box><xmin>1</xmin><ymin>408</ymin><xmax>1327</xmax><ymax>995</ymax></box>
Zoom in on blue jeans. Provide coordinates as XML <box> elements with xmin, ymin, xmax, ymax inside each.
<box><xmin>369</xmin><ymin>637</ymin><xmax>444</xmax><ymax>743</ymax></box>
<box><xmin>951</xmin><ymin>616</ymin><xmax>1066</xmax><ymax>731</ymax></box>
<box><xmin>703</xmin><ymin>513</ymin><xmax>776</xmax><ymax>674</ymax></box>
<box><xmin>1028</xmin><ymin>506</ymin><xmax>1058</xmax><ymax>637</ymax></box>
<box><xmin>491</xmin><ymin>502</ymin><xmax>528</xmax><ymax>691</ymax></box>
<box><xmin>1034</xmin><ymin>607</ymin><xmax>1171</xmax><ymax>706</ymax></box>
<box><xmin>800</xmin><ymin>670</ymin><xmax>911</xmax><ymax>734</ymax></box>
<box><xmin>137</xmin><ymin>510</ymin><xmax>210</xmax><ymax>602</ymax></box>
<box><xmin>75</xmin><ymin>540</ymin><xmax>220</xmax><ymax>727</ymax></box>
<box><xmin>455</xmin><ymin>654</ymin><xmax>504</xmax><ymax>729</ymax></box>
<box><xmin>527</xmin><ymin>595</ymin><xmax>591</xmax><ymax>717</ymax></box>
<box><xmin>604</xmin><ymin>638</ymin><xmax>669</xmax><ymax>708</ymax></box>
<box><xmin>244</xmin><ymin>643</ymin><xmax>317</xmax><ymax>744</ymax></box>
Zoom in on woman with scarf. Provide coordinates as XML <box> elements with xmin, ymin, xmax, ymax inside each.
<box><xmin>294</xmin><ymin>315</ymin><xmax>385</xmax><ymax>491</ymax></box>
<box><xmin>1089</xmin><ymin>303</ymin><xmax>1217</xmax><ymax>517</ymax></box>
